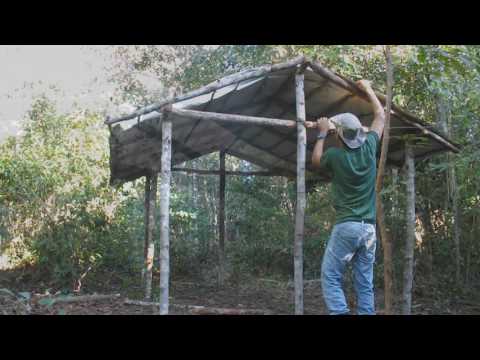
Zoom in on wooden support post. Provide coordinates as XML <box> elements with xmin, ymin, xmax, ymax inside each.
<box><xmin>144</xmin><ymin>173</ymin><xmax>157</xmax><ymax>300</ymax></box>
<box><xmin>218</xmin><ymin>150</ymin><xmax>226</xmax><ymax>286</ymax></box>
<box><xmin>402</xmin><ymin>144</ymin><xmax>416</xmax><ymax>315</ymax></box>
<box><xmin>294</xmin><ymin>70</ymin><xmax>306</xmax><ymax>315</ymax></box>
<box><xmin>159</xmin><ymin>117</ymin><xmax>172</xmax><ymax>315</ymax></box>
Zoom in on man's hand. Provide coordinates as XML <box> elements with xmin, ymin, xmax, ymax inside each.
<box><xmin>356</xmin><ymin>79</ymin><xmax>374</xmax><ymax>95</ymax></box>
<box><xmin>316</xmin><ymin>117</ymin><xmax>330</xmax><ymax>133</ymax></box>
<box><xmin>356</xmin><ymin>79</ymin><xmax>385</xmax><ymax>138</ymax></box>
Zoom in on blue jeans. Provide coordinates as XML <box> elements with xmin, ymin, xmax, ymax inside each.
<box><xmin>321</xmin><ymin>221</ymin><xmax>377</xmax><ymax>315</ymax></box>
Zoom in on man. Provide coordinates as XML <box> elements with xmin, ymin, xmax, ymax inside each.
<box><xmin>312</xmin><ymin>80</ymin><xmax>385</xmax><ymax>315</ymax></box>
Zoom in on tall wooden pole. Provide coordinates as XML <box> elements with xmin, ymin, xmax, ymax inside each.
<box><xmin>144</xmin><ymin>172</ymin><xmax>157</xmax><ymax>300</ymax></box>
<box><xmin>218</xmin><ymin>150</ymin><xmax>226</xmax><ymax>286</ymax></box>
<box><xmin>402</xmin><ymin>144</ymin><xmax>416</xmax><ymax>315</ymax></box>
<box><xmin>294</xmin><ymin>70</ymin><xmax>306</xmax><ymax>315</ymax></box>
<box><xmin>159</xmin><ymin>117</ymin><xmax>172</xmax><ymax>315</ymax></box>
<box><xmin>376</xmin><ymin>45</ymin><xmax>394</xmax><ymax>314</ymax></box>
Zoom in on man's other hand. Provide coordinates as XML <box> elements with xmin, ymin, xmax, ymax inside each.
<box><xmin>316</xmin><ymin>117</ymin><xmax>330</xmax><ymax>132</ymax></box>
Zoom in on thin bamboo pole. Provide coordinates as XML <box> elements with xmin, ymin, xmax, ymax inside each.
<box><xmin>105</xmin><ymin>55</ymin><xmax>306</xmax><ymax>125</ymax></box>
<box><xmin>294</xmin><ymin>70</ymin><xmax>306</xmax><ymax>315</ymax></box>
<box><xmin>159</xmin><ymin>118</ymin><xmax>172</xmax><ymax>315</ymax></box>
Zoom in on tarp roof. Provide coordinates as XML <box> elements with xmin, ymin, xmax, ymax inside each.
<box><xmin>108</xmin><ymin>58</ymin><xmax>460</xmax><ymax>185</ymax></box>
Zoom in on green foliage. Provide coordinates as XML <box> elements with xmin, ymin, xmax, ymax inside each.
<box><xmin>0</xmin><ymin>96</ymin><xmax>142</xmax><ymax>286</ymax></box>
<box><xmin>2</xmin><ymin>45</ymin><xmax>480</xmax><ymax>298</ymax></box>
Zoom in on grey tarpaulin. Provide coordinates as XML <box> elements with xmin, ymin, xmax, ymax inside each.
<box><xmin>108</xmin><ymin>62</ymin><xmax>460</xmax><ymax>185</ymax></box>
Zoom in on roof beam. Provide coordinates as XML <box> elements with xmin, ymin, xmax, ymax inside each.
<box><xmin>307</xmin><ymin>59</ymin><xmax>460</xmax><ymax>153</ymax></box>
<box><xmin>106</xmin><ymin>55</ymin><xmax>306</xmax><ymax>125</ymax></box>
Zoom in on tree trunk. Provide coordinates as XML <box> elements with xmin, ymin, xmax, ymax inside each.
<box><xmin>401</xmin><ymin>145</ymin><xmax>416</xmax><ymax>315</ymax></box>
<box><xmin>294</xmin><ymin>71</ymin><xmax>306</xmax><ymax>315</ymax></box>
<box><xmin>375</xmin><ymin>45</ymin><xmax>395</xmax><ymax>314</ymax></box>
<box><xmin>159</xmin><ymin>117</ymin><xmax>172</xmax><ymax>315</ymax></box>
<box><xmin>449</xmin><ymin>157</ymin><xmax>461</xmax><ymax>284</ymax></box>
<box><xmin>201</xmin><ymin>175</ymin><xmax>217</xmax><ymax>254</ymax></box>
<box><xmin>218</xmin><ymin>150</ymin><xmax>226</xmax><ymax>286</ymax></box>
<box><xmin>465</xmin><ymin>215</ymin><xmax>475</xmax><ymax>286</ymax></box>
<box><xmin>192</xmin><ymin>171</ymin><xmax>199</xmax><ymax>252</ymax></box>
<box><xmin>142</xmin><ymin>175</ymin><xmax>151</xmax><ymax>282</ymax></box>
<box><xmin>144</xmin><ymin>173</ymin><xmax>157</xmax><ymax>300</ymax></box>
<box><xmin>420</xmin><ymin>201</ymin><xmax>435</xmax><ymax>283</ymax></box>
<box><xmin>436</xmin><ymin>94</ymin><xmax>461</xmax><ymax>284</ymax></box>
<box><xmin>391</xmin><ymin>167</ymin><xmax>399</xmax><ymax>230</ymax></box>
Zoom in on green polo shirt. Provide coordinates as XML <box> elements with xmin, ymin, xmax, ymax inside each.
<box><xmin>319</xmin><ymin>131</ymin><xmax>380</xmax><ymax>225</ymax></box>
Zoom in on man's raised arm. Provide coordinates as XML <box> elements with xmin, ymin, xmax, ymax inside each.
<box><xmin>356</xmin><ymin>80</ymin><xmax>385</xmax><ymax>139</ymax></box>
<box><xmin>312</xmin><ymin>117</ymin><xmax>330</xmax><ymax>169</ymax></box>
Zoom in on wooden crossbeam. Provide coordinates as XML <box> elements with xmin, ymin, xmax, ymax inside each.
<box><xmin>164</xmin><ymin>106</ymin><xmax>303</xmax><ymax>128</ymax></box>
<box><xmin>172</xmin><ymin>167</ymin><xmax>288</xmax><ymax>176</ymax></box>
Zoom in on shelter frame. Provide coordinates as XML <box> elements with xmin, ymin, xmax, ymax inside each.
<box><xmin>106</xmin><ymin>56</ymin><xmax>460</xmax><ymax>315</ymax></box>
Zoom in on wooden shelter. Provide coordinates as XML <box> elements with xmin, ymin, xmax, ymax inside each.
<box><xmin>105</xmin><ymin>55</ymin><xmax>460</xmax><ymax>314</ymax></box>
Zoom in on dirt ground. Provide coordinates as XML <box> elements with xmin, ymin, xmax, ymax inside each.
<box><xmin>1</xmin><ymin>268</ymin><xmax>479</xmax><ymax>315</ymax></box>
